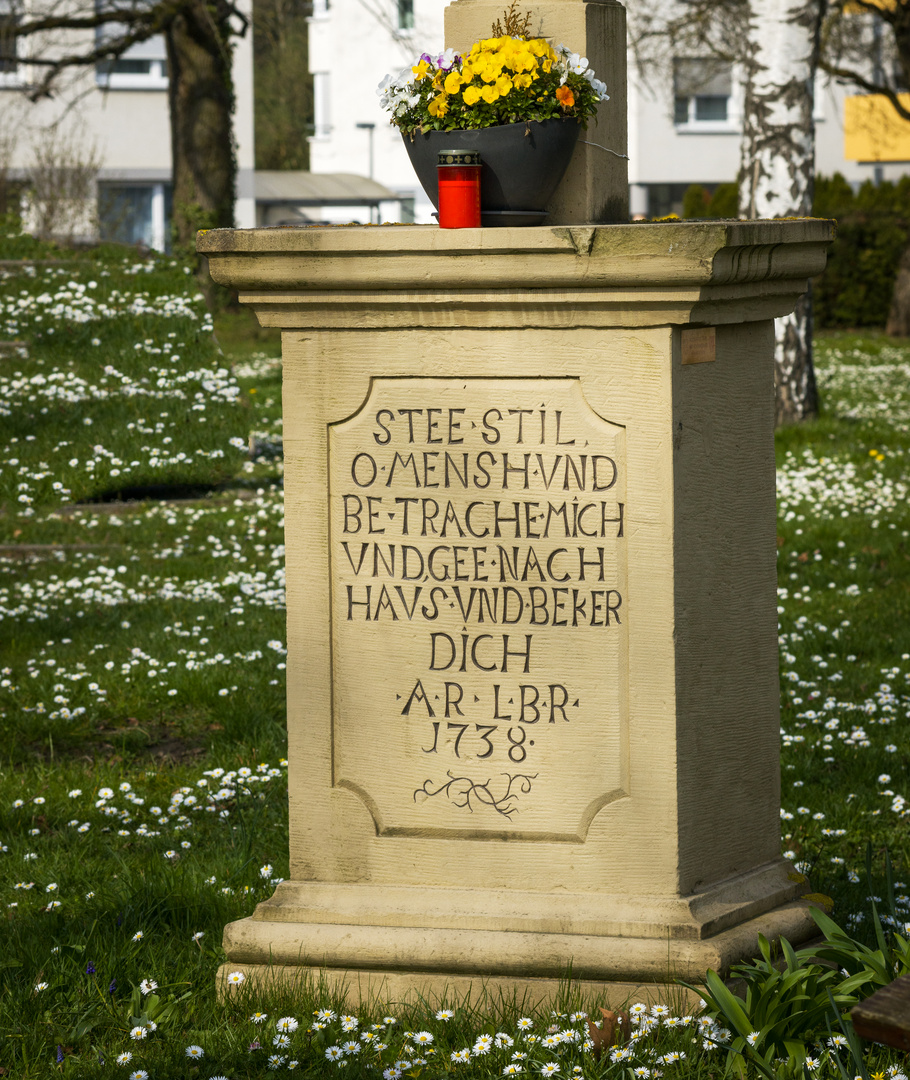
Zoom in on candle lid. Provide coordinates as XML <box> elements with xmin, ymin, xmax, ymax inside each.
<box><xmin>437</xmin><ymin>150</ymin><xmax>481</xmax><ymax>166</ymax></box>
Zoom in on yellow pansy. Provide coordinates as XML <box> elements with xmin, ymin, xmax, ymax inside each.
<box><xmin>462</xmin><ymin>85</ymin><xmax>482</xmax><ymax>106</ymax></box>
<box><xmin>444</xmin><ymin>70</ymin><xmax>462</xmax><ymax>95</ymax></box>
<box><xmin>480</xmin><ymin>84</ymin><xmax>500</xmax><ymax>104</ymax></box>
<box><xmin>513</xmin><ymin>72</ymin><xmax>533</xmax><ymax>90</ymax></box>
<box><xmin>502</xmin><ymin>39</ymin><xmax>528</xmax><ymax>60</ymax></box>
<box><xmin>428</xmin><ymin>93</ymin><xmax>449</xmax><ymax>117</ymax></box>
<box><xmin>513</xmin><ymin>49</ymin><xmax>536</xmax><ymax>73</ymax></box>
<box><xmin>495</xmin><ymin>74</ymin><xmax>513</xmax><ymax>96</ymax></box>
<box><xmin>411</xmin><ymin>58</ymin><xmax>431</xmax><ymax>79</ymax></box>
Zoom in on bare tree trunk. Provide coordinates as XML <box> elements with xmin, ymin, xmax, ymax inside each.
<box><xmin>166</xmin><ymin>0</ymin><xmax>237</xmax><ymax>255</ymax></box>
<box><xmin>739</xmin><ymin>0</ymin><xmax>825</xmax><ymax>426</ymax></box>
<box><xmin>774</xmin><ymin>290</ymin><xmax>818</xmax><ymax>424</ymax></box>
<box><xmin>253</xmin><ymin>0</ymin><xmax>312</xmax><ymax>170</ymax></box>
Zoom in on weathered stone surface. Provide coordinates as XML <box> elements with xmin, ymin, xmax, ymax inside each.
<box><xmin>198</xmin><ymin>221</ymin><xmax>833</xmax><ymax>999</ymax></box>
<box><xmin>329</xmin><ymin>376</ymin><xmax>627</xmax><ymax>841</ymax></box>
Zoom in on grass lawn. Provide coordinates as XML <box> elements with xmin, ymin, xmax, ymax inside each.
<box><xmin>0</xmin><ymin>225</ymin><xmax>908</xmax><ymax>1078</ymax></box>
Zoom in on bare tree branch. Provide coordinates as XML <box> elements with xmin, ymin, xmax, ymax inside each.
<box><xmin>15</xmin><ymin>0</ymin><xmax>247</xmax><ymax>99</ymax></box>
<box><xmin>820</xmin><ymin>0</ymin><xmax>910</xmax><ymax>121</ymax></box>
<box><xmin>821</xmin><ymin>60</ymin><xmax>910</xmax><ymax>121</ymax></box>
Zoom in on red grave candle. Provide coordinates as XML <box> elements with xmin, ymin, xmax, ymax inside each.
<box><xmin>437</xmin><ymin>149</ymin><xmax>481</xmax><ymax>228</ymax></box>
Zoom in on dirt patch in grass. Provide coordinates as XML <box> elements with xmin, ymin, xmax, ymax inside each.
<box><xmin>21</xmin><ymin>717</ymin><xmax>225</xmax><ymax>767</ymax></box>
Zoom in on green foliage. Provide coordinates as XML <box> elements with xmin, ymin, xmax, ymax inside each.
<box><xmin>682</xmin><ymin>184</ymin><xmax>710</xmax><ymax>219</ymax></box>
<box><xmin>0</xmin><ymin>251</ymin><xmax>249</xmax><ymax>513</ymax></box>
<box><xmin>681</xmin><ymin>850</ymin><xmax>910</xmax><ymax>1076</ymax></box>
<box><xmin>682</xmin><ymin>933</ymin><xmax>854</xmax><ymax>1077</ymax></box>
<box><xmin>381</xmin><ymin>38</ymin><xmax>607</xmax><ymax>134</ymax></box>
<box><xmin>813</xmin><ymin>173</ymin><xmax>856</xmax><ymax>220</ymax></box>
<box><xmin>808</xmin><ymin>848</ymin><xmax>910</xmax><ymax>992</ymax></box>
<box><xmin>811</xmin><ymin>906</ymin><xmax>910</xmax><ymax>990</ymax></box>
<box><xmin>681</xmin><ymin>183</ymin><xmax>740</xmax><ymax>220</ymax></box>
<box><xmin>813</xmin><ymin>173</ymin><xmax>910</xmax><ymax>329</ymax></box>
<box><xmin>0</xmin><ymin>212</ymin><xmax>60</xmax><ymax>260</ymax></box>
<box><xmin>126</xmin><ymin>982</ymin><xmax>193</xmax><ymax>1031</ymax></box>
<box><xmin>823</xmin><ymin>987</ymin><xmax>873</xmax><ymax>1080</ymax></box>
<box><xmin>708</xmin><ymin>182</ymin><xmax>739</xmax><ymax>218</ymax></box>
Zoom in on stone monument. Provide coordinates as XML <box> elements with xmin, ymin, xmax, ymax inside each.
<box><xmin>200</xmin><ymin>220</ymin><xmax>833</xmax><ymax>1004</ymax></box>
<box><xmin>199</xmin><ymin>0</ymin><xmax>833</xmax><ymax>1007</ymax></box>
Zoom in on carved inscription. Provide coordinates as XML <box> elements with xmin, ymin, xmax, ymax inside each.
<box><xmin>329</xmin><ymin>378</ymin><xmax>628</xmax><ymax>839</ymax></box>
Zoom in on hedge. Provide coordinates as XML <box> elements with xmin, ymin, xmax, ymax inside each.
<box><xmin>812</xmin><ymin>173</ymin><xmax>910</xmax><ymax>329</ymax></box>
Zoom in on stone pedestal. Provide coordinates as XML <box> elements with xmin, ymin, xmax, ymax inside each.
<box><xmin>199</xmin><ymin>220</ymin><xmax>834</xmax><ymax>1005</ymax></box>
<box><xmin>444</xmin><ymin>0</ymin><xmax>628</xmax><ymax>224</ymax></box>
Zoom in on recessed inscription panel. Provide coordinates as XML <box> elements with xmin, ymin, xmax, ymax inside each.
<box><xmin>329</xmin><ymin>378</ymin><xmax>628</xmax><ymax>839</ymax></box>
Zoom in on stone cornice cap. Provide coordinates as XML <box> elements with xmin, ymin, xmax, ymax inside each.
<box><xmin>198</xmin><ymin>220</ymin><xmax>835</xmax><ymax>329</ymax></box>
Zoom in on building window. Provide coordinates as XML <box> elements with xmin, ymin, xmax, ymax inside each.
<box><xmin>0</xmin><ymin>0</ymin><xmax>20</xmax><ymax>80</ymax></box>
<box><xmin>95</xmin><ymin>2</ymin><xmax>169</xmax><ymax>90</ymax></box>
<box><xmin>311</xmin><ymin>0</ymin><xmax>329</xmax><ymax>16</ymax></box>
<box><xmin>108</xmin><ymin>58</ymin><xmax>165</xmax><ymax>77</ymax></box>
<box><xmin>673</xmin><ymin>58</ymin><xmax>733</xmax><ymax>127</ymax></box>
<box><xmin>397</xmin><ymin>0</ymin><xmax>414</xmax><ymax>31</ymax></box>
<box><xmin>312</xmin><ymin>71</ymin><xmax>331</xmax><ymax>138</ymax></box>
<box><xmin>96</xmin><ymin>48</ymin><xmax>168</xmax><ymax>89</ymax></box>
<box><xmin>98</xmin><ymin>182</ymin><xmax>171</xmax><ymax>251</ymax></box>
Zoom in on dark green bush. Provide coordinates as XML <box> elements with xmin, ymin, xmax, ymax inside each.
<box><xmin>707</xmin><ymin>181</ymin><xmax>739</xmax><ymax>217</ymax></box>
<box><xmin>813</xmin><ymin>173</ymin><xmax>910</xmax><ymax>329</ymax></box>
<box><xmin>682</xmin><ymin>183</ymin><xmax>711</xmax><ymax>219</ymax></box>
<box><xmin>681</xmin><ymin>181</ymin><xmax>740</xmax><ymax>219</ymax></box>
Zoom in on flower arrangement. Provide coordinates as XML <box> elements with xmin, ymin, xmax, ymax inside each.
<box><xmin>377</xmin><ymin>17</ymin><xmax>609</xmax><ymax>134</ymax></box>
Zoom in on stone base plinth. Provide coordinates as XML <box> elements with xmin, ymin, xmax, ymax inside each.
<box><xmin>217</xmin><ymin>966</ymin><xmax>705</xmax><ymax>1011</ymax></box>
<box><xmin>216</xmin><ymin>896</ymin><xmax>819</xmax><ymax>1007</ymax></box>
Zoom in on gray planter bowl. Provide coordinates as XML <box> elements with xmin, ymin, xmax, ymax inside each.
<box><xmin>401</xmin><ymin>119</ymin><xmax>581</xmax><ymax>226</ymax></box>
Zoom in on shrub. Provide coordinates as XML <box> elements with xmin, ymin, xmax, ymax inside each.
<box><xmin>682</xmin><ymin>183</ymin><xmax>711</xmax><ymax>219</ymax></box>
<box><xmin>681</xmin><ymin>181</ymin><xmax>740</xmax><ymax>219</ymax></box>
<box><xmin>813</xmin><ymin>173</ymin><xmax>910</xmax><ymax>329</ymax></box>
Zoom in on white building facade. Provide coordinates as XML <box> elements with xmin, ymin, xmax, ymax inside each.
<box><xmin>0</xmin><ymin>0</ymin><xmax>255</xmax><ymax>248</ymax></box>
<box><xmin>307</xmin><ymin>0</ymin><xmax>445</xmax><ymax>223</ymax></box>
<box><xmin>628</xmin><ymin>59</ymin><xmax>906</xmax><ymax>219</ymax></box>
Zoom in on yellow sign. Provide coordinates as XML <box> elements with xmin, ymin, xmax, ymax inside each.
<box><xmin>843</xmin><ymin>0</ymin><xmax>895</xmax><ymax>11</ymax></box>
<box><xmin>844</xmin><ymin>93</ymin><xmax>910</xmax><ymax>162</ymax></box>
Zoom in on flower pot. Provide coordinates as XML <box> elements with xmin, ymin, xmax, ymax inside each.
<box><xmin>402</xmin><ymin>119</ymin><xmax>581</xmax><ymax>226</ymax></box>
